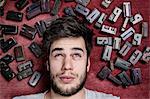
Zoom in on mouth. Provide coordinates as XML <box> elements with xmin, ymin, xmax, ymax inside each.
<box><xmin>59</xmin><ymin>76</ymin><xmax>75</xmax><ymax>84</ymax></box>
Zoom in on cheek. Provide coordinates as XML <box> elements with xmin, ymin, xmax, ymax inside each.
<box><xmin>49</xmin><ymin>60</ymin><xmax>62</xmax><ymax>76</ymax></box>
<box><xmin>73</xmin><ymin>59</ymin><xmax>87</xmax><ymax>70</ymax></box>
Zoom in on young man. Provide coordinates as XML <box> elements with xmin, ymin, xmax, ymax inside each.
<box><xmin>13</xmin><ymin>16</ymin><xmax>120</xmax><ymax>99</ymax></box>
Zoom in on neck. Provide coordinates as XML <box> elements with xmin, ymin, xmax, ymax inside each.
<box><xmin>45</xmin><ymin>88</ymin><xmax>86</xmax><ymax>99</ymax></box>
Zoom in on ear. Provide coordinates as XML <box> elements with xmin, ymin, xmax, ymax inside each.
<box><xmin>46</xmin><ymin>60</ymin><xmax>50</xmax><ymax>71</ymax></box>
<box><xmin>86</xmin><ymin>57</ymin><xmax>91</xmax><ymax>72</ymax></box>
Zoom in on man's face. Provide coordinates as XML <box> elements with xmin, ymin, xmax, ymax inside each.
<box><xmin>48</xmin><ymin>37</ymin><xmax>90</xmax><ymax>96</ymax></box>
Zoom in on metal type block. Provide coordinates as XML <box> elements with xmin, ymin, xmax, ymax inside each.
<box><xmin>96</xmin><ymin>37</ymin><xmax>112</xmax><ymax>46</ymax></box>
<box><xmin>117</xmin><ymin>71</ymin><xmax>133</xmax><ymax>87</ymax></box>
<box><xmin>0</xmin><ymin>7</ymin><xmax>4</xmax><ymax>16</ymax></box>
<box><xmin>0</xmin><ymin>0</ymin><xmax>6</xmax><ymax>7</ymax></box>
<box><xmin>101</xmin><ymin>25</ymin><xmax>117</xmax><ymax>35</ymax></box>
<box><xmin>28</xmin><ymin>71</ymin><xmax>41</xmax><ymax>87</ymax></box>
<box><xmin>28</xmin><ymin>42</ymin><xmax>43</xmax><ymax>58</ymax></box>
<box><xmin>18</xmin><ymin>60</ymin><xmax>33</xmax><ymax>72</ymax></box>
<box><xmin>97</xmin><ymin>66</ymin><xmax>111</xmax><ymax>80</ymax></box>
<box><xmin>120</xmin><ymin>27</ymin><xmax>135</xmax><ymax>41</ymax></box>
<box><xmin>42</xmin><ymin>15</ymin><xmax>59</xmax><ymax>28</ymax></box>
<box><xmin>114</xmin><ymin>57</ymin><xmax>131</xmax><ymax>71</ymax></box>
<box><xmin>75</xmin><ymin>0</ymin><xmax>91</xmax><ymax>6</ymax></box>
<box><xmin>26</xmin><ymin>5</ymin><xmax>42</xmax><ymax>20</ymax></box>
<box><xmin>132</xmin><ymin>34</ymin><xmax>142</xmax><ymax>46</ymax></box>
<box><xmin>20</xmin><ymin>24</ymin><xmax>37</xmax><ymax>40</ymax></box>
<box><xmin>6</xmin><ymin>11</ymin><xmax>23</xmax><ymax>22</ymax></box>
<box><xmin>64</xmin><ymin>7</ymin><xmax>76</xmax><ymax>17</ymax></box>
<box><xmin>130</xmin><ymin>13</ymin><xmax>143</xmax><ymax>25</ymax></box>
<box><xmin>1</xmin><ymin>67</ymin><xmax>16</xmax><ymax>81</ymax></box>
<box><xmin>17</xmin><ymin>68</ymin><xmax>33</xmax><ymax>80</ymax></box>
<box><xmin>128</xmin><ymin>50</ymin><xmax>142</xmax><ymax>65</ymax></box>
<box><xmin>22</xmin><ymin>24</ymin><xmax>37</xmax><ymax>34</ymax></box>
<box><xmin>101</xmin><ymin>0</ymin><xmax>113</xmax><ymax>8</ymax></box>
<box><xmin>26</xmin><ymin>1</ymin><xmax>40</xmax><ymax>12</ymax></box>
<box><xmin>95</xmin><ymin>13</ymin><xmax>107</xmax><ymax>28</ymax></box>
<box><xmin>109</xmin><ymin>7</ymin><xmax>122</xmax><ymax>23</ymax></box>
<box><xmin>0</xmin><ymin>54</ymin><xmax>14</xmax><ymax>64</ymax></box>
<box><xmin>119</xmin><ymin>41</ymin><xmax>132</xmax><ymax>56</ymax></box>
<box><xmin>1</xmin><ymin>38</ymin><xmax>17</xmax><ymax>53</ymax></box>
<box><xmin>75</xmin><ymin>4</ymin><xmax>90</xmax><ymax>16</ymax></box>
<box><xmin>14</xmin><ymin>46</ymin><xmax>25</xmax><ymax>62</ymax></box>
<box><xmin>50</xmin><ymin>0</ymin><xmax>61</xmax><ymax>15</ymax></box>
<box><xmin>121</xmin><ymin>17</ymin><xmax>129</xmax><ymax>32</ymax></box>
<box><xmin>102</xmin><ymin>45</ymin><xmax>112</xmax><ymax>61</ymax></box>
<box><xmin>0</xmin><ymin>34</ymin><xmax>4</xmax><ymax>48</ymax></box>
<box><xmin>142</xmin><ymin>22</ymin><xmax>148</xmax><ymax>38</ymax></box>
<box><xmin>123</xmin><ymin>2</ymin><xmax>131</xmax><ymax>17</ymax></box>
<box><xmin>113</xmin><ymin>37</ymin><xmax>121</xmax><ymax>50</ymax></box>
<box><xmin>108</xmin><ymin>74</ymin><xmax>122</xmax><ymax>85</ymax></box>
<box><xmin>1</xmin><ymin>62</ymin><xmax>15</xmax><ymax>81</ymax></box>
<box><xmin>141</xmin><ymin>47</ymin><xmax>150</xmax><ymax>63</ymax></box>
<box><xmin>131</xmin><ymin>68</ymin><xmax>142</xmax><ymax>84</ymax></box>
<box><xmin>0</xmin><ymin>61</ymin><xmax>8</xmax><ymax>71</ymax></box>
<box><xmin>40</xmin><ymin>0</ymin><xmax>50</xmax><ymax>13</ymax></box>
<box><xmin>86</xmin><ymin>8</ymin><xmax>100</xmax><ymax>23</ymax></box>
<box><xmin>34</xmin><ymin>21</ymin><xmax>46</xmax><ymax>37</ymax></box>
<box><xmin>2</xmin><ymin>25</ymin><xmax>18</xmax><ymax>35</ymax></box>
<box><xmin>15</xmin><ymin>0</ymin><xmax>29</xmax><ymax>10</ymax></box>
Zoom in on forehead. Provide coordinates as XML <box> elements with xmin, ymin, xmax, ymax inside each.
<box><xmin>50</xmin><ymin>37</ymin><xmax>86</xmax><ymax>51</ymax></box>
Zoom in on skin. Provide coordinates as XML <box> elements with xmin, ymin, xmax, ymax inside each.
<box><xmin>45</xmin><ymin>37</ymin><xmax>91</xmax><ymax>99</ymax></box>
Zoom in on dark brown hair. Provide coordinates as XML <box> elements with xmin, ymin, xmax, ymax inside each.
<box><xmin>42</xmin><ymin>16</ymin><xmax>93</xmax><ymax>57</ymax></box>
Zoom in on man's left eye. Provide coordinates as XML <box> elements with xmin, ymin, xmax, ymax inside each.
<box><xmin>72</xmin><ymin>53</ymin><xmax>82</xmax><ymax>59</ymax></box>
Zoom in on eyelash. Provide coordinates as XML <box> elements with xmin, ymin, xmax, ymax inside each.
<box><xmin>73</xmin><ymin>53</ymin><xmax>81</xmax><ymax>57</ymax></box>
<box><xmin>54</xmin><ymin>53</ymin><xmax>82</xmax><ymax>58</ymax></box>
<box><xmin>54</xmin><ymin>54</ymin><xmax>63</xmax><ymax>57</ymax></box>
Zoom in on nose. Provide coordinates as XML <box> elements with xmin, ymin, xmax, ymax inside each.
<box><xmin>62</xmin><ymin>56</ymin><xmax>73</xmax><ymax>71</ymax></box>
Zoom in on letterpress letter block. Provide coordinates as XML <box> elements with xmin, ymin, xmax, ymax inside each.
<box><xmin>97</xmin><ymin>66</ymin><xmax>111</xmax><ymax>80</ymax></box>
<box><xmin>113</xmin><ymin>37</ymin><xmax>121</xmax><ymax>50</ymax></box>
<box><xmin>119</xmin><ymin>41</ymin><xmax>132</xmax><ymax>56</ymax></box>
<box><xmin>128</xmin><ymin>50</ymin><xmax>142</xmax><ymax>65</ymax></box>
<box><xmin>101</xmin><ymin>25</ymin><xmax>117</xmax><ymax>35</ymax></box>
<box><xmin>75</xmin><ymin>4</ymin><xmax>90</xmax><ymax>16</ymax></box>
<box><xmin>130</xmin><ymin>13</ymin><xmax>143</xmax><ymax>25</ymax></box>
<box><xmin>131</xmin><ymin>68</ymin><xmax>142</xmax><ymax>84</ymax></box>
<box><xmin>117</xmin><ymin>71</ymin><xmax>133</xmax><ymax>87</ymax></box>
<box><xmin>141</xmin><ymin>47</ymin><xmax>150</xmax><ymax>63</ymax></box>
<box><xmin>115</xmin><ymin>57</ymin><xmax>131</xmax><ymax>71</ymax></box>
<box><xmin>28</xmin><ymin>71</ymin><xmax>42</xmax><ymax>87</ymax></box>
<box><xmin>109</xmin><ymin>7</ymin><xmax>122</xmax><ymax>23</ymax></box>
<box><xmin>101</xmin><ymin>0</ymin><xmax>113</xmax><ymax>8</ymax></box>
<box><xmin>95</xmin><ymin>13</ymin><xmax>107</xmax><ymax>28</ymax></box>
<box><xmin>102</xmin><ymin>45</ymin><xmax>113</xmax><ymax>61</ymax></box>
<box><xmin>120</xmin><ymin>27</ymin><xmax>135</xmax><ymax>41</ymax></box>
<box><xmin>132</xmin><ymin>34</ymin><xmax>142</xmax><ymax>46</ymax></box>
<box><xmin>96</xmin><ymin>37</ymin><xmax>112</xmax><ymax>46</ymax></box>
<box><xmin>123</xmin><ymin>2</ymin><xmax>131</xmax><ymax>17</ymax></box>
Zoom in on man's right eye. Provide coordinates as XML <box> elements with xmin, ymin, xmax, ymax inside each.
<box><xmin>54</xmin><ymin>54</ymin><xmax>63</xmax><ymax>58</ymax></box>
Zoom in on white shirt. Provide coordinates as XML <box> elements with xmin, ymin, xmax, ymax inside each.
<box><xmin>13</xmin><ymin>88</ymin><xmax>120</xmax><ymax>99</ymax></box>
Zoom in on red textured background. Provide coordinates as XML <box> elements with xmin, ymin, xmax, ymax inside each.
<box><xmin>0</xmin><ymin>0</ymin><xmax>150</xmax><ymax>99</ymax></box>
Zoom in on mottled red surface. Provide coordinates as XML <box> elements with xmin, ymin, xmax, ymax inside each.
<box><xmin>0</xmin><ymin>0</ymin><xmax>149</xmax><ymax>99</ymax></box>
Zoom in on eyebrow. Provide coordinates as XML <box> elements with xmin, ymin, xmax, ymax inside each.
<box><xmin>72</xmin><ymin>47</ymin><xmax>84</xmax><ymax>52</ymax></box>
<box><xmin>51</xmin><ymin>47</ymin><xmax>84</xmax><ymax>53</ymax></box>
<box><xmin>51</xmin><ymin>48</ymin><xmax>63</xmax><ymax>53</ymax></box>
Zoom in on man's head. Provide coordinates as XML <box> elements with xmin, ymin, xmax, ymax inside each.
<box><xmin>43</xmin><ymin>16</ymin><xmax>93</xmax><ymax>96</ymax></box>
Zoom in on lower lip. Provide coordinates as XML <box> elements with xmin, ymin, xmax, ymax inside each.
<box><xmin>60</xmin><ymin>77</ymin><xmax>74</xmax><ymax>84</ymax></box>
